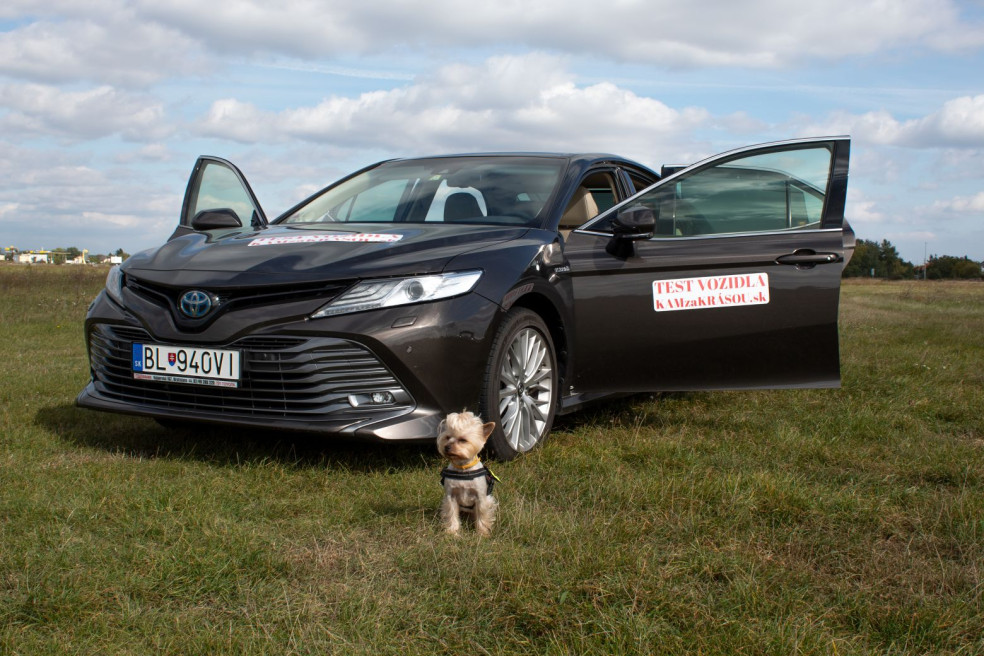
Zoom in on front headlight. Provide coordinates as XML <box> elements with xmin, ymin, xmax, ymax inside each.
<box><xmin>105</xmin><ymin>265</ymin><xmax>124</xmax><ymax>306</ymax></box>
<box><xmin>311</xmin><ymin>270</ymin><xmax>482</xmax><ymax>318</ymax></box>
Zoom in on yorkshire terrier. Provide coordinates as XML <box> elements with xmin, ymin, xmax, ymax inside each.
<box><xmin>437</xmin><ymin>411</ymin><xmax>499</xmax><ymax>536</ymax></box>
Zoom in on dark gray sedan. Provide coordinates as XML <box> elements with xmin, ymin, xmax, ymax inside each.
<box><xmin>78</xmin><ymin>137</ymin><xmax>852</xmax><ymax>459</ymax></box>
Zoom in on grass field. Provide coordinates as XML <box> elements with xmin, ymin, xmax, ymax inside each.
<box><xmin>1</xmin><ymin>264</ymin><xmax>982</xmax><ymax>655</ymax></box>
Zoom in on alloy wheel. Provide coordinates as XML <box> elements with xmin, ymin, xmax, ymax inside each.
<box><xmin>496</xmin><ymin>326</ymin><xmax>554</xmax><ymax>452</ymax></box>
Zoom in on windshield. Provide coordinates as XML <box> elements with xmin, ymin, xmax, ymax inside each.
<box><xmin>279</xmin><ymin>156</ymin><xmax>566</xmax><ymax>227</ymax></box>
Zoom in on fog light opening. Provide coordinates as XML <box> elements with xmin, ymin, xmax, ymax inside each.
<box><xmin>347</xmin><ymin>391</ymin><xmax>397</xmax><ymax>407</ymax></box>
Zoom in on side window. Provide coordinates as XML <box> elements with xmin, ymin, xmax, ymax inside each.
<box><xmin>187</xmin><ymin>161</ymin><xmax>258</xmax><ymax>225</ymax></box>
<box><xmin>559</xmin><ymin>171</ymin><xmax>617</xmax><ymax>233</ymax></box>
<box><xmin>626</xmin><ymin>170</ymin><xmax>658</xmax><ymax>194</ymax></box>
<box><xmin>638</xmin><ymin>146</ymin><xmax>833</xmax><ymax>238</ymax></box>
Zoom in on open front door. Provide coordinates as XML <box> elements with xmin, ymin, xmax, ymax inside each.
<box><xmin>170</xmin><ymin>156</ymin><xmax>267</xmax><ymax>240</ymax></box>
<box><xmin>564</xmin><ymin>137</ymin><xmax>851</xmax><ymax>395</ymax></box>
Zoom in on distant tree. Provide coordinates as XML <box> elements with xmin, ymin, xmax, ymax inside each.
<box><xmin>954</xmin><ymin>259</ymin><xmax>982</xmax><ymax>279</ymax></box>
<box><xmin>878</xmin><ymin>240</ymin><xmax>915</xmax><ymax>280</ymax></box>
<box><xmin>927</xmin><ymin>255</ymin><xmax>983</xmax><ymax>280</ymax></box>
<box><xmin>114</xmin><ymin>248</ymin><xmax>130</xmax><ymax>260</ymax></box>
<box><xmin>843</xmin><ymin>239</ymin><xmax>878</xmax><ymax>277</ymax></box>
<box><xmin>843</xmin><ymin>239</ymin><xmax>915</xmax><ymax>279</ymax></box>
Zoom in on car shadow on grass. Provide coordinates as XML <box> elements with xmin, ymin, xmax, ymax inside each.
<box><xmin>36</xmin><ymin>403</ymin><xmax>435</xmax><ymax>473</ymax></box>
<box><xmin>551</xmin><ymin>392</ymin><xmax>687</xmax><ymax>432</ymax></box>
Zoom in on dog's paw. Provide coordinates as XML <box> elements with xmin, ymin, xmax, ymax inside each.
<box><xmin>475</xmin><ymin>519</ymin><xmax>494</xmax><ymax>537</ymax></box>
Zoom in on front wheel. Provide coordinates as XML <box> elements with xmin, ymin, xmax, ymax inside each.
<box><xmin>480</xmin><ymin>308</ymin><xmax>558</xmax><ymax>461</ymax></box>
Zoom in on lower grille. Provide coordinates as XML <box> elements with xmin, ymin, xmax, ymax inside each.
<box><xmin>87</xmin><ymin>325</ymin><xmax>413</xmax><ymax>423</ymax></box>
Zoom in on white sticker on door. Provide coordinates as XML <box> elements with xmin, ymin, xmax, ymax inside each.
<box><xmin>652</xmin><ymin>273</ymin><xmax>769</xmax><ymax>312</ymax></box>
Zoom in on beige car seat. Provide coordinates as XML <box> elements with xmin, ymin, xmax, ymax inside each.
<box><xmin>559</xmin><ymin>187</ymin><xmax>599</xmax><ymax>238</ymax></box>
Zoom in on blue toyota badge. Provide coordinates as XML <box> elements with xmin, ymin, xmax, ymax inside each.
<box><xmin>179</xmin><ymin>290</ymin><xmax>213</xmax><ymax>318</ymax></box>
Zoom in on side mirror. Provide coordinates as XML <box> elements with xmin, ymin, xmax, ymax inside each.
<box><xmin>612</xmin><ymin>205</ymin><xmax>655</xmax><ymax>238</ymax></box>
<box><xmin>607</xmin><ymin>205</ymin><xmax>654</xmax><ymax>258</ymax></box>
<box><xmin>191</xmin><ymin>208</ymin><xmax>243</xmax><ymax>230</ymax></box>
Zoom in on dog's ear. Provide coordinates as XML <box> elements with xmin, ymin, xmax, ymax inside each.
<box><xmin>481</xmin><ymin>422</ymin><xmax>495</xmax><ymax>439</ymax></box>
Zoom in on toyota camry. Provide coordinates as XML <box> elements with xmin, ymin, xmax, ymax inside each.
<box><xmin>77</xmin><ymin>137</ymin><xmax>852</xmax><ymax>460</ymax></box>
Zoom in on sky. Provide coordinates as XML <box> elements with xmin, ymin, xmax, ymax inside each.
<box><xmin>1</xmin><ymin>0</ymin><xmax>983</xmax><ymax>265</ymax></box>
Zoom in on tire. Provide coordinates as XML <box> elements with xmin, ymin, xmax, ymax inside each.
<box><xmin>480</xmin><ymin>308</ymin><xmax>558</xmax><ymax>460</ymax></box>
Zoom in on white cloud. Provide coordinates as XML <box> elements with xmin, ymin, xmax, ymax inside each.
<box><xmin>80</xmin><ymin>211</ymin><xmax>148</xmax><ymax>229</ymax></box>
<box><xmin>846</xmin><ymin>188</ymin><xmax>887</xmax><ymax>225</ymax></box>
<box><xmin>0</xmin><ymin>141</ymin><xmax>178</xmax><ymax>251</ymax></box>
<box><xmin>0</xmin><ymin>13</ymin><xmax>205</xmax><ymax>87</ymax></box>
<box><xmin>933</xmin><ymin>191</ymin><xmax>984</xmax><ymax>212</ymax></box>
<box><xmin>114</xmin><ymin>144</ymin><xmax>174</xmax><ymax>164</ymax></box>
<box><xmin>0</xmin><ymin>84</ymin><xmax>172</xmax><ymax>142</ymax></box>
<box><xmin>884</xmin><ymin>230</ymin><xmax>938</xmax><ymax>248</ymax></box>
<box><xmin>849</xmin><ymin>147</ymin><xmax>908</xmax><ymax>186</ymax></box>
<box><xmin>3</xmin><ymin>0</ymin><xmax>969</xmax><ymax>78</ymax></box>
<box><xmin>798</xmin><ymin>95</ymin><xmax>984</xmax><ymax>149</ymax></box>
<box><xmin>132</xmin><ymin>0</ymin><xmax>983</xmax><ymax>67</ymax></box>
<box><xmin>932</xmin><ymin>148</ymin><xmax>984</xmax><ymax>182</ymax></box>
<box><xmin>196</xmin><ymin>54</ymin><xmax>710</xmax><ymax>163</ymax></box>
<box><xmin>919</xmin><ymin>95</ymin><xmax>984</xmax><ymax>145</ymax></box>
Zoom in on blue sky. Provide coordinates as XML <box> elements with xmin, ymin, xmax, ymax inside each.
<box><xmin>1</xmin><ymin>0</ymin><xmax>983</xmax><ymax>264</ymax></box>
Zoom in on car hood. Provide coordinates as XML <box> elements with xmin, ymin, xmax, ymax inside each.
<box><xmin>124</xmin><ymin>223</ymin><xmax>527</xmax><ymax>287</ymax></box>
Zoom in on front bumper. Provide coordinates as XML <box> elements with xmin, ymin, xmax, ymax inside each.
<box><xmin>77</xmin><ymin>289</ymin><xmax>500</xmax><ymax>442</ymax></box>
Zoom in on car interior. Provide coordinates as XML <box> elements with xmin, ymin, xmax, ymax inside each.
<box><xmin>559</xmin><ymin>171</ymin><xmax>618</xmax><ymax>237</ymax></box>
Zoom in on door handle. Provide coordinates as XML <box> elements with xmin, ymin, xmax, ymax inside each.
<box><xmin>776</xmin><ymin>251</ymin><xmax>841</xmax><ymax>266</ymax></box>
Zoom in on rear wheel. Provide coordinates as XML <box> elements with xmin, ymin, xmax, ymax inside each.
<box><xmin>480</xmin><ymin>308</ymin><xmax>557</xmax><ymax>460</ymax></box>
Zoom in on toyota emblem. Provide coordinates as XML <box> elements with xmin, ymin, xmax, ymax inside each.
<box><xmin>179</xmin><ymin>290</ymin><xmax>214</xmax><ymax>318</ymax></box>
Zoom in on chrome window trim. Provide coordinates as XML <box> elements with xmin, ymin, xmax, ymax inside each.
<box><xmin>572</xmin><ymin>226</ymin><xmax>844</xmax><ymax>241</ymax></box>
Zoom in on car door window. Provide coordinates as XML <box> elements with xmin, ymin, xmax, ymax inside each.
<box><xmin>634</xmin><ymin>146</ymin><xmax>833</xmax><ymax>237</ymax></box>
<box><xmin>185</xmin><ymin>160</ymin><xmax>261</xmax><ymax>226</ymax></box>
<box><xmin>559</xmin><ymin>171</ymin><xmax>617</xmax><ymax>234</ymax></box>
<box><xmin>625</xmin><ymin>169</ymin><xmax>659</xmax><ymax>194</ymax></box>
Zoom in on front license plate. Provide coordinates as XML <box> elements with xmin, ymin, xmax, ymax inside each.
<box><xmin>132</xmin><ymin>343</ymin><xmax>241</xmax><ymax>388</ymax></box>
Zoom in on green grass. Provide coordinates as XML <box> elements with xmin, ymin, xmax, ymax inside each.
<box><xmin>1</xmin><ymin>266</ymin><xmax>982</xmax><ymax>655</ymax></box>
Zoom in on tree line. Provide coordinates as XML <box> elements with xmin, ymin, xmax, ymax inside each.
<box><xmin>842</xmin><ymin>239</ymin><xmax>982</xmax><ymax>280</ymax></box>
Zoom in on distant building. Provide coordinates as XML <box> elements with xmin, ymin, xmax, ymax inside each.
<box><xmin>18</xmin><ymin>251</ymin><xmax>51</xmax><ymax>264</ymax></box>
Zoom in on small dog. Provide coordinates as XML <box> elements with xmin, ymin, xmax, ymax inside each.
<box><xmin>437</xmin><ymin>411</ymin><xmax>499</xmax><ymax>536</ymax></box>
